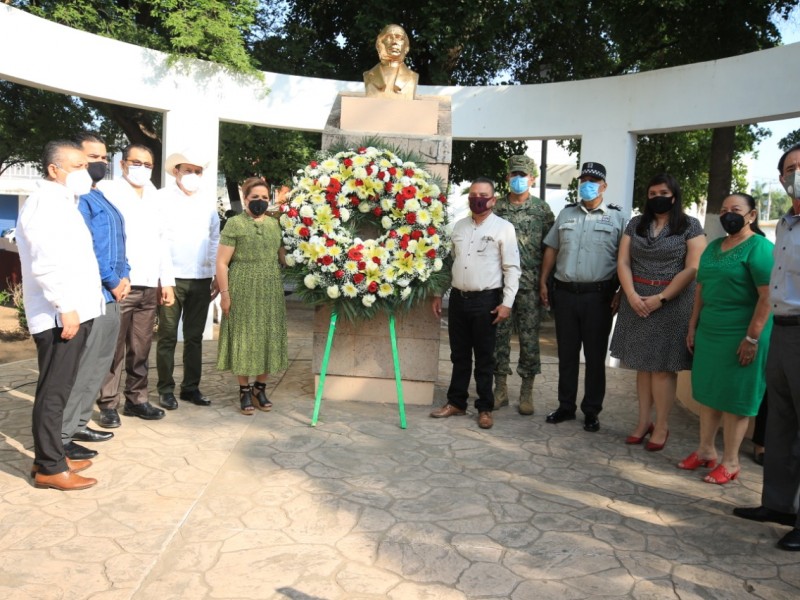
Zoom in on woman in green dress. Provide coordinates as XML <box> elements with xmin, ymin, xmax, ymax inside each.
<box><xmin>679</xmin><ymin>193</ymin><xmax>773</xmax><ymax>484</ymax></box>
<box><xmin>216</xmin><ymin>178</ymin><xmax>289</xmax><ymax>414</ymax></box>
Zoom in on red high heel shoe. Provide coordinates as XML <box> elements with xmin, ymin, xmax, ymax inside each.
<box><xmin>625</xmin><ymin>423</ymin><xmax>654</xmax><ymax>445</ymax></box>
<box><xmin>645</xmin><ymin>430</ymin><xmax>669</xmax><ymax>452</ymax></box>
<box><xmin>703</xmin><ymin>464</ymin><xmax>740</xmax><ymax>484</ymax></box>
<box><xmin>677</xmin><ymin>452</ymin><xmax>718</xmax><ymax>470</ymax></box>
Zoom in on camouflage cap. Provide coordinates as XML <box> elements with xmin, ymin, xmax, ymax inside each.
<box><xmin>508</xmin><ymin>155</ymin><xmax>539</xmax><ymax>177</ymax></box>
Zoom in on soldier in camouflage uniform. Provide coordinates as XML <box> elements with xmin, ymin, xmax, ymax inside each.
<box><xmin>492</xmin><ymin>155</ymin><xmax>555</xmax><ymax>414</ymax></box>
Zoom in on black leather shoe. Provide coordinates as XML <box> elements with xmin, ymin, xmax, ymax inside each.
<box><xmin>64</xmin><ymin>441</ymin><xmax>98</xmax><ymax>460</ymax></box>
<box><xmin>733</xmin><ymin>505</ymin><xmax>796</xmax><ymax>526</ymax></box>
<box><xmin>180</xmin><ymin>389</ymin><xmax>211</xmax><ymax>406</ymax></box>
<box><xmin>97</xmin><ymin>408</ymin><xmax>121</xmax><ymax>429</ymax></box>
<box><xmin>73</xmin><ymin>427</ymin><xmax>114</xmax><ymax>442</ymax></box>
<box><xmin>546</xmin><ymin>408</ymin><xmax>576</xmax><ymax>424</ymax></box>
<box><xmin>124</xmin><ymin>401</ymin><xmax>166</xmax><ymax>420</ymax></box>
<box><xmin>778</xmin><ymin>528</ymin><xmax>800</xmax><ymax>551</ymax></box>
<box><xmin>584</xmin><ymin>414</ymin><xmax>600</xmax><ymax>433</ymax></box>
<box><xmin>159</xmin><ymin>393</ymin><xmax>178</xmax><ymax>410</ymax></box>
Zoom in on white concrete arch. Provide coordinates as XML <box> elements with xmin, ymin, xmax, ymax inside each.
<box><xmin>2</xmin><ymin>4</ymin><xmax>799</xmax><ymax>212</ymax></box>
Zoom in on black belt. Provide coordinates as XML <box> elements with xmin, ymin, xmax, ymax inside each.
<box><xmin>452</xmin><ymin>288</ymin><xmax>501</xmax><ymax>299</ymax></box>
<box><xmin>774</xmin><ymin>315</ymin><xmax>800</xmax><ymax>326</ymax></box>
<box><xmin>553</xmin><ymin>279</ymin><xmax>615</xmax><ymax>293</ymax></box>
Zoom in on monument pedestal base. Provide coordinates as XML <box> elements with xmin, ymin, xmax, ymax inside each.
<box><xmin>313</xmin><ymin>375</ymin><xmax>434</xmax><ymax>406</ymax></box>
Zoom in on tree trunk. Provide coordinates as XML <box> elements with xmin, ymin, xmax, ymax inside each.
<box><xmin>704</xmin><ymin>126</ymin><xmax>736</xmax><ymax>240</ymax></box>
<box><xmin>225</xmin><ymin>177</ymin><xmax>242</xmax><ymax>213</ymax></box>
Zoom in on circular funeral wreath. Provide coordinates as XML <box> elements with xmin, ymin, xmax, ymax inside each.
<box><xmin>280</xmin><ymin>144</ymin><xmax>451</xmax><ymax>320</ymax></box>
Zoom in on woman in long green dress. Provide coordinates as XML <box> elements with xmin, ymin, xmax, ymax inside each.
<box><xmin>680</xmin><ymin>193</ymin><xmax>773</xmax><ymax>484</ymax></box>
<box><xmin>216</xmin><ymin>178</ymin><xmax>289</xmax><ymax>414</ymax></box>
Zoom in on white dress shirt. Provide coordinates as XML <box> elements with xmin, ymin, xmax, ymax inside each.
<box><xmin>99</xmin><ymin>177</ymin><xmax>175</xmax><ymax>287</ymax></box>
<box><xmin>16</xmin><ymin>180</ymin><xmax>105</xmax><ymax>334</ymax></box>
<box><xmin>155</xmin><ymin>182</ymin><xmax>220</xmax><ymax>280</ymax></box>
<box><xmin>449</xmin><ymin>213</ymin><xmax>521</xmax><ymax>307</ymax></box>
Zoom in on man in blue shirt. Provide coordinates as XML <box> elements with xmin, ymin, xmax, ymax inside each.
<box><xmin>60</xmin><ymin>133</ymin><xmax>131</xmax><ymax>459</ymax></box>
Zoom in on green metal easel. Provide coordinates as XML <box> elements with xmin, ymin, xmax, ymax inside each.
<box><xmin>311</xmin><ymin>311</ymin><xmax>407</xmax><ymax>429</ymax></box>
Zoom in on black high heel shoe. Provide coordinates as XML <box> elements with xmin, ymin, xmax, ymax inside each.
<box><xmin>252</xmin><ymin>382</ymin><xmax>273</xmax><ymax>412</ymax></box>
<box><xmin>239</xmin><ymin>385</ymin><xmax>254</xmax><ymax>415</ymax></box>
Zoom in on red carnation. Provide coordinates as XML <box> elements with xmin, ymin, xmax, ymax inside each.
<box><xmin>351</xmin><ymin>196</ymin><xmax>360</xmax><ymax>206</ymax></box>
<box><xmin>288</xmin><ymin>208</ymin><xmax>298</xmax><ymax>218</ymax></box>
<box><xmin>366</xmin><ymin>165</ymin><xmax>374</xmax><ymax>176</ymax></box>
<box><xmin>399</xmin><ymin>235</ymin><xmax>410</xmax><ymax>249</ymax></box>
<box><xmin>343</xmin><ymin>158</ymin><xmax>353</xmax><ymax>167</ymax></box>
<box><xmin>347</xmin><ymin>246</ymin><xmax>363</xmax><ymax>260</ymax></box>
<box><xmin>355</xmin><ymin>179</ymin><xmax>364</xmax><ymax>187</ymax></box>
<box><xmin>401</xmin><ymin>186</ymin><xmax>417</xmax><ymax>199</ymax></box>
<box><xmin>389</xmin><ymin>230</ymin><xmax>398</xmax><ymax>238</ymax></box>
<box><xmin>302</xmin><ymin>217</ymin><xmax>313</xmax><ymax>226</ymax></box>
<box><xmin>384</xmin><ymin>182</ymin><xmax>393</xmax><ymax>192</ymax></box>
<box><xmin>439</xmin><ymin>194</ymin><xmax>448</xmax><ymax>204</ymax></box>
<box><xmin>310</xmin><ymin>161</ymin><xmax>318</xmax><ymax>168</ymax></box>
<box><xmin>321</xmin><ymin>255</ymin><xmax>333</xmax><ymax>265</ymax></box>
<box><xmin>325</xmin><ymin>238</ymin><xmax>335</xmax><ymax>247</ymax></box>
<box><xmin>388</xmin><ymin>167</ymin><xmax>397</xmax><ymax>176</ymax></box>
<box><xmin>329</xmin><ymin>178</ymin><xmax>342</xmax><ymax>191</ymax></box>
<box><xmin>373</xmin><ymin>207</ymin><xmax>382</xmax><ymax>216</ymax></box>
<box><xmin>357</xmin><ymin>261</ymin><xmax>366</xmax><ymax>271</ymax></box>
<box><xmin>325</xmin><ymin>192</ymin><xmax>336</xmax><ymax>202</ymax></box>
<box><xmin>422</xmin><ymin>196</ymin><xmax>432</xmax><ymax>205</ymax></box>
<box><xmin>404</xmin><ymin>168</ymin><xmax>415</xmax><ymax>177</ymax></box>
<box><xmin>368</xmin><ymin>281</ymin><xmax>378</xmax><ymax>293</ymax></box>
<box><xmin>396</xmin><ymin>198</ymin><xmax>405</xmax><ymax>210</ymax></box>
<box><xmin>427</xmin><ymin>249</ymin><xmax>437</xmax><ymax>258</ymax></box>
<box><xmin>411</xmin><ymin>230</ymin><xmax>422</xmax><ymax>240</ymax></box>
<box><xmin>427</xmin><ymin>226</ymin><xmax>436</xmax><ymax>235</ymax></box>
<box><xmin>358</xmin><ymin>146</ymin><xmax>367</xmax><ymax>154</ymax></box>
<box><xmin>299</xmin><ymin>227</ymin><xmax>310</xmax><ymax>237</ymax></box>
<box><xmin>372</xmin><ymin>256</ymin><xmax>381</xmax><ymax>265</ymax></box>
<box><xmin>405</xmin><ymin>213</ymin><xmax>417</xmax><ymax>224</ymax></box>
<box><xmin>353</xmin><ymin>273</ymin><xmax>365</xmax><ymax>284</ymax></box>
<box><xmin>334</xmin><ymin>270</ymin><xmax>345</xmax><ymax>279</ymax></box>
<box><xmin>377</xmin><ymin>171</ymin><xmax>386</xmax><ymax>181</ymax></box>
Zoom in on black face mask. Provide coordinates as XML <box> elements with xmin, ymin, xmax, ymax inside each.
<box><xmin>248</xmin><ymin>199</ymin><xmax>268</xmax><ymax>216</ymax></box>
<box><xmin>647</xmin><ymin>195</ymin><xmax>673</xmax><ymax>214</ymax></box>
<box><xmin>720</xmin><ymin>212</ymin><xmax>746</xmax><ymax>234</ymax></box>
<box><xmin>87</xmin><ymin>161</ymin><xmax>107</xmax><ymax>183</ymax></box>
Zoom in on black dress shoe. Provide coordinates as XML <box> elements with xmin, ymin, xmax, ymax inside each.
<box><xmin>73</xmin><ymin>427</ymin><xmax>114</xmax><ymax>442</ymax></box>
<box><xmin>180</xmin><ymin>389</ymin><xmax>211</xmax><ymax>406</ymax></box>
<box><xmin>64</xmin><ymin>441</ymin><xmax>98</xmax><ymax>460</ymax></box>
<box><xmin>733</xmin><ymin>505</ymin><xmax>796</xmax><ymax>526</ymax></box>
<box><xmin>97</xmin><ymin>408</ymin><xmax>121</xmax><ymax>429</ymax></box>
<box><xmin>778</xmin><ymin>528</ymin><xmax>800</xmax><ymax>551</ymax></box>
<box><xmin>584</xmin><ymin>414</ymin><xmax>600</xmax><ymax>433</ymax></box>
<box><xmin>123</xmin><ymin>401</ymin><xmax>166</xmax><ymax>420</ymax></box>
<box><xmin>546</xmin><ymin>408</ymin><xmax>576</xmax><ymax>424</ymax></box>
<box><xmin>159</xmin><ymin>393</ymin><xmax>178</xmax><ymax>410</ymax></box>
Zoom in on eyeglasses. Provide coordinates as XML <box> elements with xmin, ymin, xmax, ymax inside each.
<box><xmin>126</xmin><ymin>159</ymin><xmax>154</xmax><ymax>169</ymax></box>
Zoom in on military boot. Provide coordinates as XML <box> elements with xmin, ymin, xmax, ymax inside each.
<box><xmin>493</xmin><ymin>375</ymin><xmax>508</xmax><ymax>409</ymax></box>
<box><xmin>518</xmin><ymin>377</ymin><xmax>535</xmax><ymax>415</ymax></box>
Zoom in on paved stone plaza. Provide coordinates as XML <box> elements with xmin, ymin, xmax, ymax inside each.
<box><xmin>0</xmin><ymin>298</ymin><xmax>797</xmax><ymax>599</ymax></box>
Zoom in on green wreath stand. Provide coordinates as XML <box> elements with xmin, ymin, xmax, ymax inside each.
<box><xmin>311</xmin><ymin>310</ymin><xmax>407</xmax><ymax>429</ymax></box>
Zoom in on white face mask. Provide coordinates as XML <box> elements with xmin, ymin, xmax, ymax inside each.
<box><xmin>126</xmin><ymin>165</ymin><xmax>153</xmax><ymax>187</ymax></box>
<box><xmin>180</xmin><ymin>173</ymin><xmax>202</xmax><ymax>194</ymax></box>
<box><xmin>64</xmin><ymin>168</ymin><xmax>93</xmax><ymax>197</ymax></box>
<box><xmin>782</xmin><ymin>171</ymin><xmax>800</xmax><ymax>200</ymax></box>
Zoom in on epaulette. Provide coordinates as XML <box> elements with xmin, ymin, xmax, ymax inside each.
<box><xmin>607</xmin><ymin>203</ymin><xmax>622</xmax><ymax>211</ymax></box>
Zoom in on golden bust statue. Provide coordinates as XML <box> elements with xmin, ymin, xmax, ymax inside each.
<box><xmin>363</xmin><ymin>24</ymin><xmax>419</xmax><ymax>100</ymax></box>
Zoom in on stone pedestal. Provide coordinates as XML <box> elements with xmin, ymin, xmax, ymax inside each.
<box><xmin>312</xmin><ymin>93</ymin><xmax>452</xmax><ymax>406</ymax></box>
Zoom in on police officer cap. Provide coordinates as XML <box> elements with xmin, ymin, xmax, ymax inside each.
<box><xmin>580</xmin><ymin>162</ymin><xmax>606</xmax><ymax>181</ymax></box>
<box><xmin>508</xmin><ymin>155</ymin><xmax>539</xmax><ymax>178</ymax></box>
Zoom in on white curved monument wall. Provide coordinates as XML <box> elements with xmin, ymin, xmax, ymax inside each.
<box><xmin>1</xmin><ymin>5</ymin><xmax>799</xmax><ymax>212</ymax></box>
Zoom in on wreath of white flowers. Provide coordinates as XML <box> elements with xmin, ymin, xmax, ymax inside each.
<box><xmin>280</xmin><ymin>144</ymin><xmax>451</xmax><ymax>320</ymax></box>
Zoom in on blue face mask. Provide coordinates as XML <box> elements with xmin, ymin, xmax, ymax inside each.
<box><xmin>509</xmin><ymin>175</ymin><xmax>529</xmax><ymax>195</ymax></box>
<box><xmin>578</xmin><ymin>181</ymin><xmax>601</xmax><ymax>201</ymax></box>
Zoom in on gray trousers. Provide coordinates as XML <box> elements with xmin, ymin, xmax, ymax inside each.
<box><xmin>762</xmin><ymin>323</ymin><xmax>800</xmax><ymax>525</ymax></box>
<box><xmin>61</xmin><ymin>302</ymin><xmax>120</xmax><ymax>443</ymax></box>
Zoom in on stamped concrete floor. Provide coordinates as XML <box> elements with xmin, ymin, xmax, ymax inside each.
<box><xmin>0</xmin><ymin>298</ymin><xmax>797</xmax><ymax>600</ymax></box>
